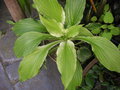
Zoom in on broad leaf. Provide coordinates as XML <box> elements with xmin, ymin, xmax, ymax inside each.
<box><xmin>14</xmin><ymin>32</ymin><xmax>52</xmax><ymax>58</ymax></box>
<box><xmin>75</xmin><ymin>36</ymin><xmax>120</xmax><ymax>72</ymax></box>
<box><xmin>33</xmin><ymin>0</ymin><xmax>65</xmax><ymax>23</ymax></box>
<box><xmin>66</xmin><ymin>25</ymin><xmax>82</xmax><ymax>38</ymax></box>
<box><xmin>77</xmin><ymin>47</ymin><xmax>92</xmax><ymax>63</ymax></box>
<box><xmin>19</xmin><ymin>41</ymin><xmax>61</xmax><ymax>81</ymax></box>
<box><xmin>65</xmin><ymin>0</ymin><xmax>86</xmax><ymax>27</ymax></box>
<box><xmin>56</xmin><ymin>40</ymin><xmax>77</xmax><ymax>89</ymax></box>
<box><xmin>40</xmin><ymin>16</ymin><xmax>64</xmax><ymax>37</ymax></box>
<box><xmin>12</xmin><ymin>18</ymin><xmax>46</xmax><ymax>36</ymax></box>
<box><xmin>79</xmin><ymin>27</ymin><xmax>93</xmax><ymax>36</ymax></box>
<box><xmin>67</xmin><ymin>61</ymin><xmax>83</xmax><ymax>90</ymax></box>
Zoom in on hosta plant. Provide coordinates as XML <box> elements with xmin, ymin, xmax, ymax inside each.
<box><xmin>12</xmin><ymin>0</ymin><xmax>120</xmax><ymax>90</ymax></box>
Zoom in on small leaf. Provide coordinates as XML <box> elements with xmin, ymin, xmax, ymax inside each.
<box><xmin>67</xmin><ymin>61</ymin><xmax>83</xmax><ymax>90</ymax></box>
<box><xmin>104</xmin><ymin>4</ymin><xmax>110</xmax><ymax>12</ymax></box>
<box><xmin>12</xmin><ymin>18</ymin><xmax>46</xmax><ymax>36</ymax></box>
<box><xmin>40</xmin><ymin>16</ymin><xmax>64</xmax><ymax>37</ymax></box>
<box><xmin>66</xmin><ymin>25</ymin><xmax>82</xmax><ymax>38</ymax></box>
<box><xmin>86</xmin><ymin>23</ymin><xmax>102</xmax><ymax>31</ymax></box>
<box><xmin>110</xmin><ymin>27</ymin><xmax>120</xmax><ymax>35</ymax></box>
<box><xmin>19</xmin><ymin>41</ymin><xmax>61</xmax><ymax>81</ymax></box>
<box><xmin>100</xmin><ymin>24</ymin><xmax>108</xmax><ymax>29</ymax></box>
<box><xmin>56</xmin><ymin>40</ymin><xmax>77</xmax><ymax>89</ymax></box>
<box><xmin>101</xmin><ymin>31</ymin><xmax>112</xmax><ymax>40</ymax></box>
<box><xmin>75</xmin><ymin>36</ymin><xmax>120</xmax><ymax>73</ymax></box>
<box><xmin>107</xmin><ymin>24</ymin><xmax>115</xmax><ymax>29</ymax></box>
<box><xmin>65</xmin><ymin>0</ymin><xmax>86</xmax><ymax>27</ymax></box>
<box><xmin>85</xmin><ymin>74</ymin><xmax>95</xmax><ymax>88</ymax></box>
<box><xmin>91</xmin><ymin>16</ymin><xmax>97</xmax><ymax>22</ymax></box>
<box><xmin>77</xmin><ymin>47</ymin><xmax>92</xmax><ymax>63</ymax></box>
<box><xmin>91</xmin><ymin>28</ymin><xmax>101</xmax><ymax>34</ymax></box>
<box><xmin>33</xmin><ymin>0</ymin><xmax>65</xmax><ymax>23</ymax></box>
<box><xmin>103</xmin><ymin>11</ymin><xmax>114</xmax><ymax>23</ymax></box>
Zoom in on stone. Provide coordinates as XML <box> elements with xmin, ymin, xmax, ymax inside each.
<box><xmin>0</xmin><ymin>63</ymin><xmax>13</xmax><ymax>90</ymax></box>
<box><xmin>6</xmin><ymin>61</ymin><xmax>20</xmax><ymax>84</ymax></box>
<box><xmin>0</xmin><ymin>0</ymin><xmax>12</xmax><ymax>33</ymax></box>
<box><xmin>0</xmin><ymin>31</ymin><xmax>21</xmax><ymax>65</ymax></box>
<box><xmin>14</xmin><ymin>58</ymin><xmax>64</xmax><ymax>90</ymax></box>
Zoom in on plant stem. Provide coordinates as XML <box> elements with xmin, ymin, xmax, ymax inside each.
<box><xmin>83</xmin><ymin>58</ymin><xmax>98</xmax><ymax>76</ymax></box>
<box><xmin>90</xmin><ymin>0</ymin><xmax>97</xmax><ymax>13</ymax></box>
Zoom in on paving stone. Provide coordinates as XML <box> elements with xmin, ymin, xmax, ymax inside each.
<box><xmin>6</xmin><ymin>61</ymin><xmax>20</xmax><ymax>84</ymax></box>
<box><xmin>0</xmin><ymin>0</ymin><xmax>12</xmax><ymax>33</ymax></box>
<box><xmin>0</xmin><ymin>31</ymin><xmax>21</xmax><ymax>65</ymax></box>
<box><xmin>0</xmin><ymin>63</ymin><xmax>14</xmax><ymax>90</ymax></box>
<box><xmin>14</xmin><ymin>58</ymin><xmax>64</xmax><ymax>90</ymax></box>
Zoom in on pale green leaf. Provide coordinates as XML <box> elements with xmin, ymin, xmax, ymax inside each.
<box><xmin>19</xmin><ymin>41</ymin><xmax>61</xmax><ymax>81</ymax></box>
<box><xmin>12</xmin><ymin>18</ymin><xmax>46</xmax><ymax>36</ymax></box>
<box><xmin>75</xmin><ymin>36</ymin><xmax>120</xmax><ymax>73</ymax></box>
<box><xmin>104</xmin><ymin>11</ymin><xmax>114</xmax><ymax>23</ymax></box>
<box><xmin>14</xmin><ymin>32</ymin><xmax>52</xmax><ymax>58</ymax></box>
<box><xmin>66</xmin><ymin>25</ymin><xmax>82</xmax><ymax>38</ymax></box>
<box><xmin>67</xmin><ymin>61</ymin><xmax>83</xmax><ymax>90</ymax></box>
<box><xmin>65</xmin><ymin>0</ymin><xmax>86</xmax><ymax>27</ymax></box>
<box><xmin>33</xmin><ymin>0</ymin><xmax>65</xmax><ymax>23</ymax></box>
<box><xmin>56</xmin><ymin>40</ymin><xmax>77</xmax><ymax>89</ymax></box>
<box><xmin>40</xmin><ymin>16</ymin><xmax>64</xmax><ymax>37</ymax></box>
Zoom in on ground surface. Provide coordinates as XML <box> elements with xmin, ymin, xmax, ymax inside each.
<box><xmin>0</xmin><ymin>0</ymin><xmax>63</xmax><ymax>90</ymax></box>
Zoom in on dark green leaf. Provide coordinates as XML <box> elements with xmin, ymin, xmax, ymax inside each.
<box><xmin>77</xmin><ymin>47</ymin><xmax>92</xmax><ymax>62</ymax></box>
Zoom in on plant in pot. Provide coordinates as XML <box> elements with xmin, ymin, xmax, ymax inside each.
<box><xmin>12</xmin><ymin>0</ymin><xmax>120</xmax><ymax>90</ymax></box>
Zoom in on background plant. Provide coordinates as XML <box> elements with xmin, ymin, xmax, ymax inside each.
<box><xmin>85</xmin><ymin>4</ymin><xmax>120</xmax><ymax>40</ymax></box>
<box><xmin>12</xmin><ymin>0</ymin><xmax>120</xmax><ymax>90</ymax></box>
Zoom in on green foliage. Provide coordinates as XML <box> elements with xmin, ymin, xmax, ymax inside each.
<box><xmin>103</xmin><ymin>11</ymin><xmax>114</xmax><ymax>23</ymax></box>
<box><xmin>65</xmin><ymin>0</ymin><xmax>86</xmax><ymax>27</ymax></box>
<box><xmin>86</xmin><ymin>4</ymin><xmax>120</xmax><ymax>39</ymax></box>
<box><xmin>77</xmin><ymin>47</ymin><xmax>92</xmax><ymax>63</ymax></box>
<box><xmin>56</xmin><ymin>40</ymin><xmax>77</xmax><ymax>89</ymax></box>
<box><xmin>12</xmin><ymin>18</ymin><xmax>46</xmax><ymax>36</ymax></box>
<box><xmin>12</xmin><ymin>1</ymin><xmax>120</xmax><ymax>90</ymax></box>
<box><xmin>91</xmin><ymin>16</ymin><xmax>97</xmax><ymax>22</ymax></box>
<box><xmin>19</xmin><ymin>41</ymin><xmax>61</xmax><ymax>81</ymax></box>
<box><xmin>18</xmin><ymin>0</ymin><xmax>31</xmax><ymax>16</ymax></box>
<box><xmin>75</xmin><ymin>36</ymin><xmax>120</xmax><ymax>72</ymax></box>
<box><xmin>33</xmin><ymin>0</ymin><xmax>65</xmax><ymax>23</ymax></box>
